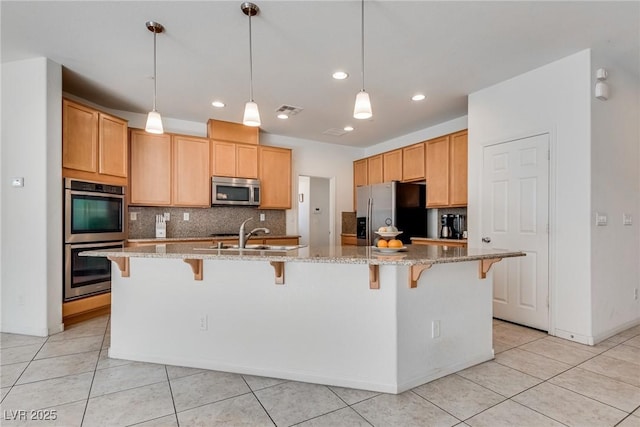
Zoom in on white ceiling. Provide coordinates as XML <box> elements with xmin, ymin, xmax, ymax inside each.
<box><xmin>2</xmin><ymin>1</ymin><xmax>638</xmax><ymax>147</ymax></box>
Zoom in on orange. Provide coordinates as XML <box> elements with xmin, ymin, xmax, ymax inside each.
<box><xmin>388</xmin><ymin>239</ymin><xmax>403</xmax><ymax>248</ymax></box>
<box><xmin>377</xmin><ymin>239</ymin><xmax>388</xmax><ymax>248</ymax></box>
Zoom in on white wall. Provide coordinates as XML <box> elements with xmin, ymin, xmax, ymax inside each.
<box><xmin>1</xmin><ymin>58</ymin><xmax>63</xmax><ymax>336</ymax></box>
<box><xmin>309</xmin><ymin>177</ymin><xmax>331</xmax><ymax>246</ymax></box>
<box><xmin>469</xmin><ymin>50</ymin><xmax>594</xmax><ymax>342</ymax></box>
<box><xmin>297</xmin><ymin>176</ymin><xmax>310</xmax><ymax>245</ymax></box>
<box><xmin>590</xmin><ymin>49</ymin><xmax>640</xmax><ymax>340</ymax></box>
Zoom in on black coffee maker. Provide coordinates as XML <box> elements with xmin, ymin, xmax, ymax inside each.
<box><xmin>440</xmin><ymin>215</ymin><xmax>454</xmax><ymax>238</ymax></box>
<box><xmin>452</xmin><ymin>214</ymin><xmax>466</xmax><ymax>239</ymax></box>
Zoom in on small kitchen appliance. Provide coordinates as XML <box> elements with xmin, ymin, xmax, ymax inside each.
<box><xmin>440</xmin><ymin>214</ymin><xmax>454</xmax><ymax>238</ymax></box>
<box><xmin>211</xmin><ymin>176</ymin><xmax>261</xmax><ymax>206</ymax></box>
<box><xmin>452</xmin><ymin>214</ymin><xmax>466</xmax><ymax>239</ymax></box>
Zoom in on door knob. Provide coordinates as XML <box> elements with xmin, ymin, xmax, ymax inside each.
<box><xmin>482</xmin><ymin>237</ymin><xmax>491</xmax><ymax>243</ymax></box>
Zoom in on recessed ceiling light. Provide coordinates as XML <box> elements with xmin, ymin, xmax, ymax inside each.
<box><xmin>211</xmin><ymin>101</ymin><xmax>226</xmax><ymax>108</ymax></box>
<box><xmin>332</xmin><ymin>71</ymin><xmax>349</xmax><ymax>80</ymax></box>
<box><xmin>344</xmin><ymin>126</ymin><xmax>354</xmax><ymax>132</ymax></box>
<box><xmin>277</xmin><ymin>113</ymin><xmax>289</xmax><ymax>119</ymax></box>
<box><xmin>411</xmin><ymin>94</ymin><xmax>426</xmax><ymax>101</ymax></box>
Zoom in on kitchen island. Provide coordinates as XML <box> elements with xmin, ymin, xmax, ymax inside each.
<box><xmin>84</xmin><ymin>243</ymin><xmax>524</xmax><ymax>393</ymax></box>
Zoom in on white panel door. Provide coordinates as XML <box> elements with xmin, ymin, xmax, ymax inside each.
<box><xmin>482</xmin><ymin>134</ymin><xmax>549</xmax><ymax>330</ymax></box>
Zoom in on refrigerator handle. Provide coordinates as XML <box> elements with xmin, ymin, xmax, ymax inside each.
<box><xmin>367</xmin><ymin>197</ymin><xmax>373</xmax><ymax>246</ymax></box>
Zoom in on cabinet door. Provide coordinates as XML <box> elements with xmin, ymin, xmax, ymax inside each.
<box><xmin>210</xmin><ymin>140</ymin><xmax>237</xmax><ymax>177</ymax></box>
<box><xmin>129</xmin><ymin>130</ymin><xmax>172</xmax><ymax>205</ymax></box>
<box><xmin>173</xmin><ymin>135</ymin><xmax>210</xmax><ymax>207</ymax></box>
<box><xmin>236</xmin><ymin>143</ymin><xmax>258</xmax><ymax>178</ymax></box>
<box><xmin>402</xmin><ymin>142</ymin><xmax>425</xmax><ymax>181</ymax></box>
<box><xmin>207</xmin><ymin>119</ymin><xmax>259</xmax><ymax>145</ymax></box>
<box><xmin>383</xmin><ymin>149</ymin><xmax>403</xmax><ymax>182</ymax></box>
<box><xmin>353</xmin><ymin>158</ymin><xmax>368</xmax><ymax>211</ymax></box>
<box><xmin>259</xmin><ymin>146</ymin><xmax>292</xmax><ymax>209</ymax></box>
<box><xmin>99</xmin><ymin>113</ymin><xmax>128</xmax><ymax>177</ymax></box>
<box><xmin>62</xmin><ymin>99</ymin><xmax>98</xmax><ymax>173</ymax></box>
<box><xmin>367</xmin><ymin>155</ymin><xmax>384</xmax><ymax>184</ymax></box>
<box><xmin>426</xmin><ymin>136</ymin><xmax>450</xmax><ymax>207</ymax></box>
<box><xmin>449</xmin><ymin>130</ymin><xmax>468</xmax><ymax>206</ymax></box>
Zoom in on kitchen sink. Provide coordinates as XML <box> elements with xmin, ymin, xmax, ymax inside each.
<box><xmin>194</xmin><ymin>244</ymin><xmax>305</xmax><ymax>252</ymax></box>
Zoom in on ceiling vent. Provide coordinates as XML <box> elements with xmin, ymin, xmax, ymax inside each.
<box><xmin>322</xmin><ymin>128</ymin><xmax>349</xmax><ymax>136</ymax></box>
<box><xmin>275</xmin><ymin>104</ymin><xmax>303</xmax><ymax>116</ymax></box>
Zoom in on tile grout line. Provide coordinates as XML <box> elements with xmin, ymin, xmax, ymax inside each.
<box><xmin>239</xmin><ymin>376</ymin><xmax>278</xmax><ymax>426</ymax></box>
<box><xmin>79</xmin><ymin>315</ymin><xmax>110</xmax><ymax>427</ymax></box>
<box><xmin>3</xmin><ymin>333</ymin><xmax>50</xmax><ymax>404</ymax></box>
<box><xmin>408</xmin><ymin>389</ymin><xmax>464</xmax><ymax>424</ymax></box>
<box><xmin>164</xmin><ymin>365</ymin><xmax>180</xmax><ymax>427</ymax></box>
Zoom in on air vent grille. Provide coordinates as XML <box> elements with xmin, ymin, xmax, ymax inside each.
<box><xmin>275</xmin><ymin>105</ymin><xmax>303</xmax><ymax>116</ymax></box>
<box><xmin>322</xmin><ymin>128</ymin><xmax>349</xmax><ymax>136</ymax></box>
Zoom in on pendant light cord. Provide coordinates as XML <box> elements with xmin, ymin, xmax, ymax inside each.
<box><xmin>249</xmin><ymin>11</ymin><xmax>254</xmax><ymax>102</ymax></box>
<box><xmin>153</xmin><ymin>30</ymin><xmax>158</xmax><ymax>112</ymax></box>
<box><xmin>361</xmin><ymin>0</ymin><xmax>365</xmax><ymax>92</ymax></box>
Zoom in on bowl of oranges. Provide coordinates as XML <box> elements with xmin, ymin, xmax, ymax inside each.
<box><xmin>373</xmin><ymin>227</ymin><xmax>406</xmax><ymax>252</ymax></box>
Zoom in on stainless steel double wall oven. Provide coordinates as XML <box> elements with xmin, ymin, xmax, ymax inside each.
<box><xmin>64</xmin><ymin>179</ymin><xmax>126</xmax><ymax>301</ymax></box>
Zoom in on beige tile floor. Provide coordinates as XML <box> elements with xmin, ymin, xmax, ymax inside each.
<box><xmin>1</xmin><ymin>316</ymin><xmax>639</xmax><ymax>426</ymax></box>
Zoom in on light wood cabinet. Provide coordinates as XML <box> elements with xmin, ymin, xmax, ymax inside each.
<box><xmin>426</xmin><ymin>136</ymin><xmax>450</xmax><ymax>207</ymax></box>
<box><xmin>129</xmin><ymin>130</ymin><xmax>172</xmax><ymax>206</ymax></box>
<box><xmin>259</xmin><ymin>146</ymin><xmax>292</xmax><ymax>209</ymax></box>
<box><xmin>353</xmin><ymin>158</ymin><xmax>368</xmax><ymax>211</ymax></box>
<box><xmin>173</xmin><ymin>135</ymin><xmax>210</xmax><ymax>207</ymax></box>
<box><xmin>341</xmin><ymin>234</ymin><xmax>357</xmax><ymax>246</ymax></box>
<box><xmin>411</xmin><ymin>238</ymin><xmax>467</xmax><ymax>248</ymax></box>
<box><xmin>425</xmin><ymin>131</ymin><xmax>468</xmax><ymax>207</ymax></box>
<box><xmin>367</xmin><ymin>154</ymin><xmax>384</xmax><ymax>184</ymax></box>
<box><xmin>63</xmin><ymin>98</ymin><xmax>128</xmax><ymax>184</ymax></box>
<box><xmin>383</xmin><ymin>149</ymin><xmax>403</xmax><ymax>182</ymax></box>
<box><xmin>449</xmin><ymin>130</ymin><xmax>468</xmax><ymax>206</ymax></box>
<box><xmin>402</xmin><ymin>142</ymin><xmax>426</xmax><ymax>181</ymax></box>
<box><xmin>130</xmin><ymin>130</ymin><xmax>210</xmax><ymax>207</ymax></box>
<box><xmin>210</xmin><ymin>140</ymin><xmax>258</xmax><ymax>179</ymax></box>
<box><xmin>207</xmin><ymin>118</ymin><xmax>259</xmax><ymax>145</ymax></box>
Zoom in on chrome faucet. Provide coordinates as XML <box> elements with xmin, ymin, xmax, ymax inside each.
<box><xmin>239</xmin><ymin>218</ymin><xmax>270</xmax><ymax>248</ymax></box>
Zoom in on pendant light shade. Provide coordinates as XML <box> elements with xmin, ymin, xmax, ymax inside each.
<box><xmin>242</xmin><ymin>2</ymin><xmax>261</xmax><ymax>127</ymax></box>
<box><xmin>145</xmin><ymin>111</ymin><xmax>164</xmax><ymax>134</ymax></box>
<box><xmin>243</xmin><ymin>101</ymin><xmax>261</xmax><ymax>127</ymax></box>
<box><xmin>354</xmin><ymin>90</ymin><xmax>372</xmax><ymax>120</ymax></box>
<box><xmin>145</xmin><ymin>21</ymin><xmax>164</xmax><ymax>134</ymax></box>
<box><xmin>354</xmin><ymin>0</ymin><xmax>372</xmax><ymax>120</ymax></box>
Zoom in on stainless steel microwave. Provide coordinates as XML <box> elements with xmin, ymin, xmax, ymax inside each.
<box><xmin>211</xmin><ymin>176</ymin><xmax>261</xmax><ymax>206</ymax></box>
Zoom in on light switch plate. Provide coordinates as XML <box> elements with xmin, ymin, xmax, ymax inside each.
<box><xmin>259</xmin><ymin>213</ymin><xmax>266</xmax><ymax>222</ymax></box>
<box><xmin>595</xmin><ymin>212</ymin><xmax>607</xmax><ymax>226</ymax></box>
<box><xmin>183</xmin><ymin>213</ymin><xmax>190</xmax><ymax>221</ymax></box>
<box><xmin>11</xmin><ymin>177</ymin><xmax>24</xmax><ymax>187</ymax></box>
<box><xmin>623</xmin><ymin>213</ymin><xmax>632</xmax><ymax>226</ymax></box>
<box><xmin>130</xmin><ymin>212</ymin><xmax>138</xmax><ymax>221</ymax></box>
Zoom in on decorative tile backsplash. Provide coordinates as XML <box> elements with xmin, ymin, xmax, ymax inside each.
<box><xmin>128</xmin><ymin>206</ymin><xmax>286</xmax><ymax>239</ymax></box>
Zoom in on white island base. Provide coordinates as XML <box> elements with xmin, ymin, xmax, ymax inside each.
<box><xmin>109</xmin><ymin>256</ymin><xmax>493</xmax><ymax>394</ymax></box>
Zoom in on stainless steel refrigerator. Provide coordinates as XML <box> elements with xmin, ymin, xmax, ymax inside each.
<box><xmin>356</xmin><ymin>181</ymin><xmax>428</xmax><ymax>246</ymax></box>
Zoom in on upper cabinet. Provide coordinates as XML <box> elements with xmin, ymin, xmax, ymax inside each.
<box><xmin>259</xmin><ymin>146</ymin><xmax>291</xmax><ymax>209</ymax></box>
<box><xmin>63</xmin><ymin>99</ymin><xmax>128</xmax><ymax>185</ymax></box>
<box><xmin>425</xmin><ymin>130</ymin><xmax>468</xmax><ymax>207</ymax></box>
<box><xmin>207</xmin><ymin>119</ymin><xmax>259</xmax><ymax>145</ymax></box>
<box><xmin>129</xmin><ymin>130</ymin><xmax>210</xmax><ymax>207</ymax></box>
<box><xmin>402</xmin><ymin>142</ymin><xmax>425</xmax><ymax>181</ymax></box>
<box><xmin>383</xmin><ymin>149</ymin><xmax>403</xmax><ymax>182</ymax></box>
<box><xmin>210</xmin><ymin>140</ymin><xmax>258</xmax><ymax>179</ymax></box>
<box><xmin>352</xmin><ymin>129</ymin><xmax>467</xmax><ymax>209</ymax></box>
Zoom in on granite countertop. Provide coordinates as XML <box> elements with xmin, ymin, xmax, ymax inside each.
<box><xmin>83</xmin><ymin>242</ymin><xmax>524</xmax><ymax>266</ymax></box>
<box><xmin>128</xmin><ymin>235</ymin><xmax>300</xmax><ymax>243</ymax></box>
<box><xmin>411</xmin><ymin>237</ymin><xmax>468</xmax><ymax>243</ymax></box>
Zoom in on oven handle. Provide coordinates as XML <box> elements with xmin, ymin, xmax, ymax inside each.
<box><xmin>68</xmin><ymin>241</ymin><xmax>125</xmax><ymax>250</ymax></box>
<box><xmin>66</xmin><ymin>189</ymin><xmax>125</xmax><ymax>200</ymax></box>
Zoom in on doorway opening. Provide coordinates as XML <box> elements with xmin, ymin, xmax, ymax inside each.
<box><xmin>297</xmin><ymin>176</ymin><xmax>334</xmax><ymax>247</ymax></box>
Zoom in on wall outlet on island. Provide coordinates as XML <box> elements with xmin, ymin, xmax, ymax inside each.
<box><xmin>199</xmin><ymin>314</ymin><xmax>208</xmax><ymax>331</ymax></box>
<box><xmin>431</xmin><ymin>320</ymin><xmax>441</xmax><ymax>338</ymax></box>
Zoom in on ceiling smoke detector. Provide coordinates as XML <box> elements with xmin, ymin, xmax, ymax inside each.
<box><xmin>275</xmin><ymin>105</ymin><xmax>304</xmax><ymax>118</ymax></box>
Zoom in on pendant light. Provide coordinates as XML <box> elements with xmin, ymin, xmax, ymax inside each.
<box><xmin>145</xmin><ymin>21</ymin><xmax>164</xmax><ymax>134</ymax></box>
<box><xmin>353</xmin><ymin>0</ymin><xmax>372</xmax><ymax>120</ymax></box>
<box><xmin>241</xmin><ymin>2</ymin><xmax>261</xmax><ymax>127</ymax></box>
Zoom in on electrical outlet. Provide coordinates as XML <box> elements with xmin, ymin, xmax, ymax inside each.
<box><xmin>634</xmin><ymin>288</ymin><xmax>638</xmax><ymax>300</ymax></box>
<box><xmin>183</xmin><ymin>212</ymin><xmax>190</xmax><ymax>221</ymax></box>
<box><xmin>623</xmin><ymin>213</ymin><xmax>633</xmax><ymax>226</ymax></box>
<box><xmin>431</xmin><ymin>320</ymin><xmax>441</xmax><ymax>338</ymax></box>
<box><xmin>163</xmin><ymin>212</ymin><xmax>170</xmax><ymax>221</ymax></box>
<box><xmin>199</xmin><ymin>314</ymin><xmax>208</xmax><ymax>331</ymax></box>
<box><xmin>260</xmin><ymin>213</ymin><xmax>265</xmax><ymax>222</ymax></box>
<box><xmin>130</xmin><ymin>212</ymin><xmax>138</xmax><ymax>221</ymax></box>
<box><xmin>595</xmin><ymin>212</ymin><xmax>607</xmax><ymax>226</ymax></box>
